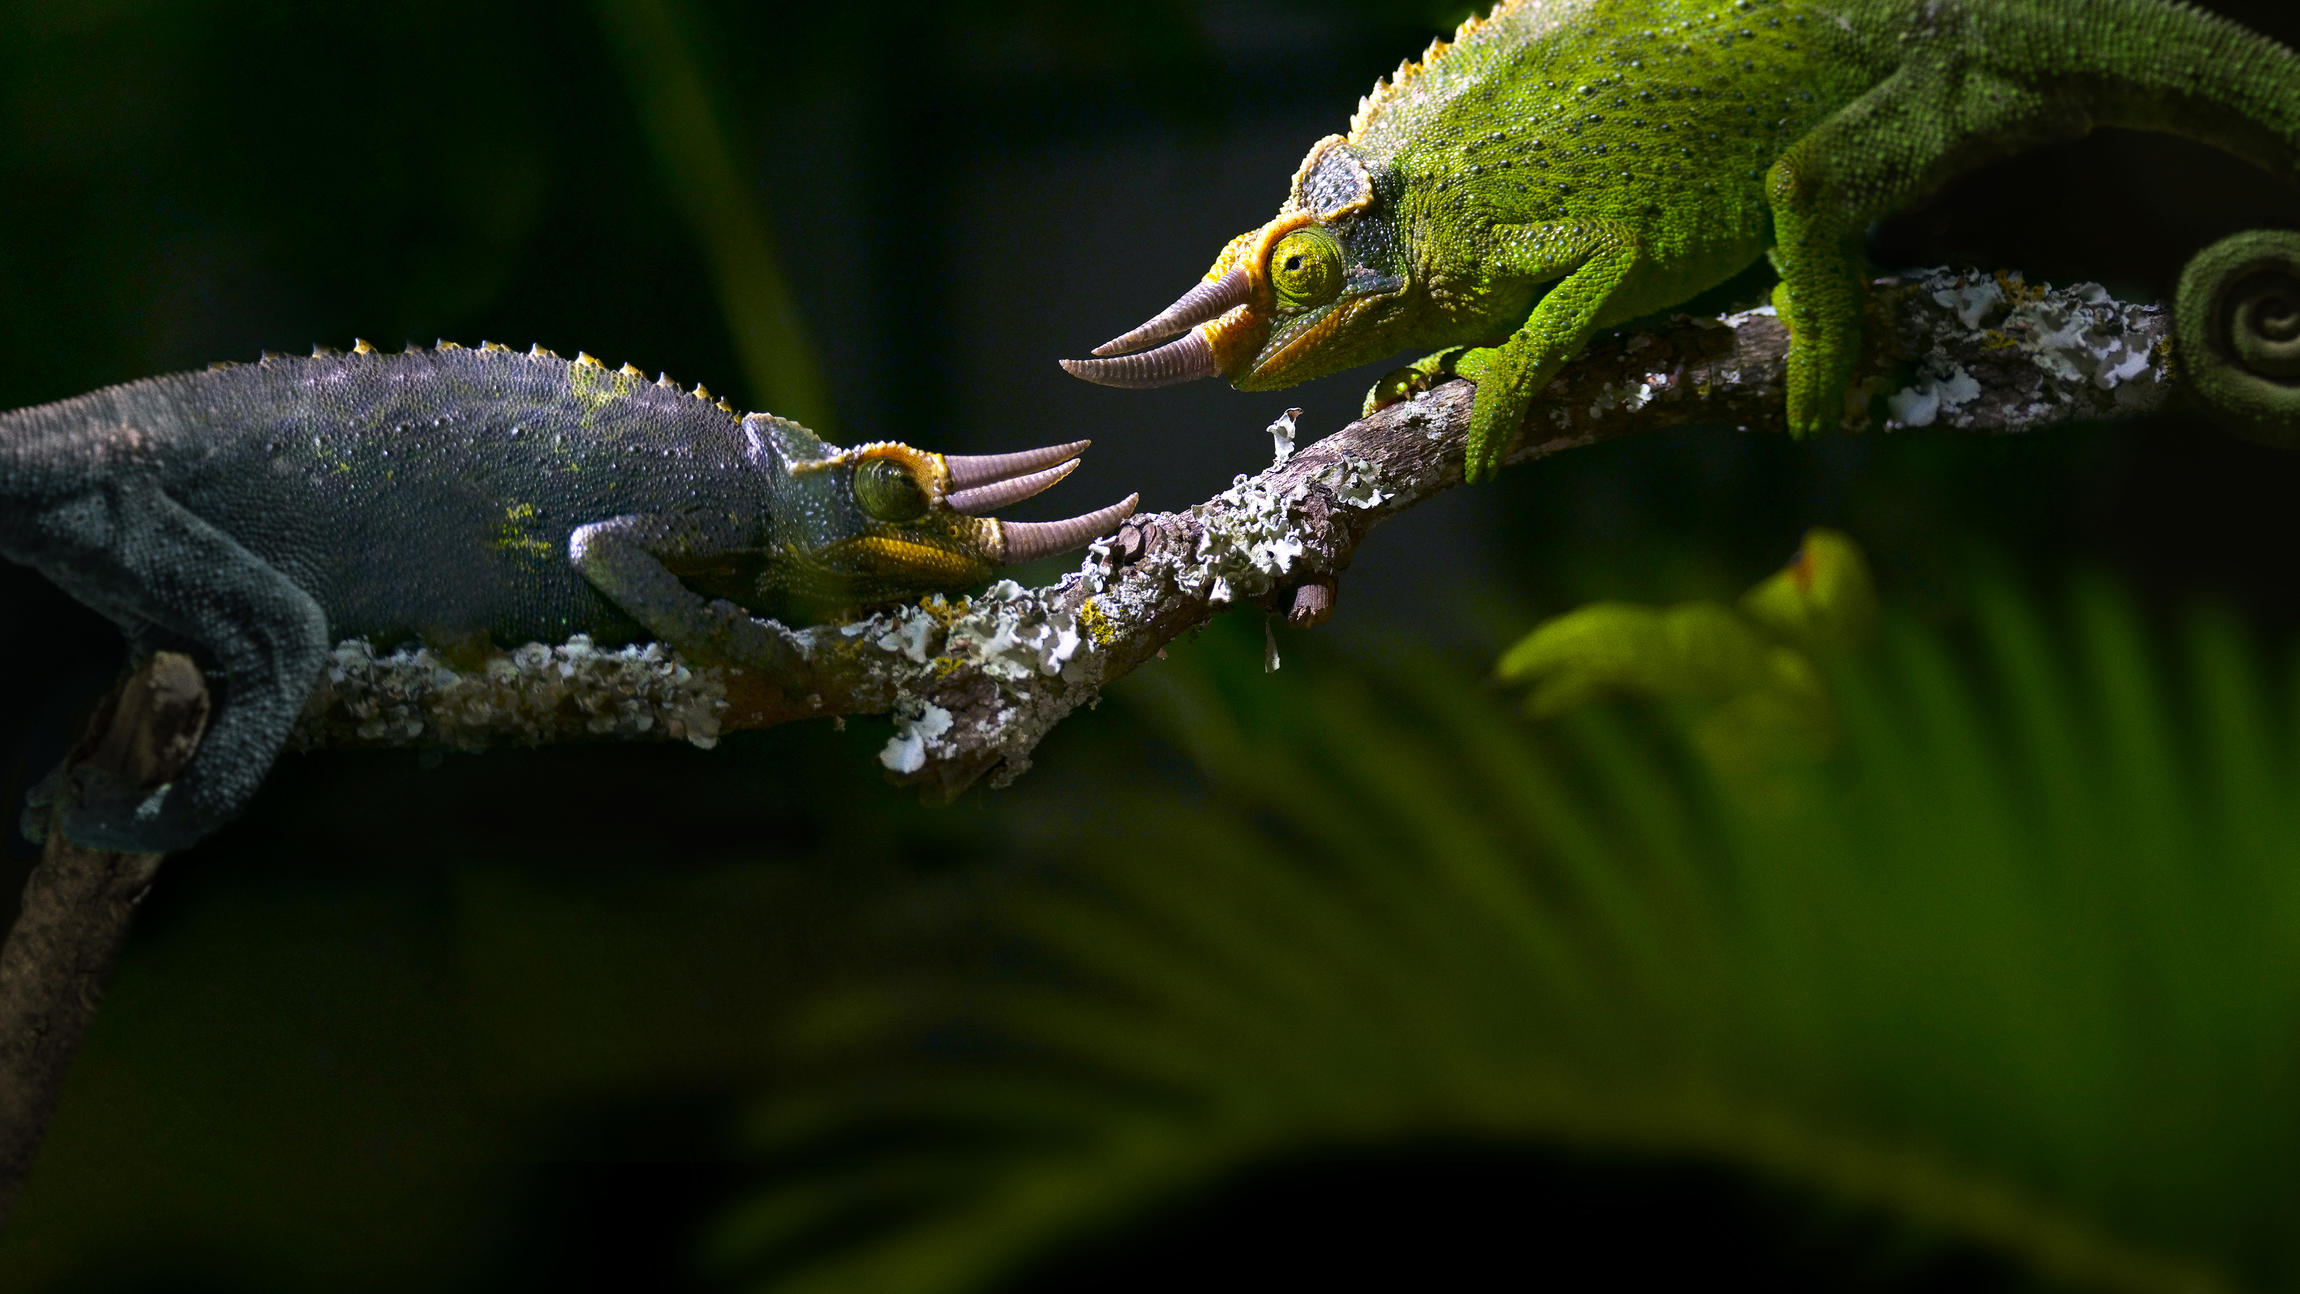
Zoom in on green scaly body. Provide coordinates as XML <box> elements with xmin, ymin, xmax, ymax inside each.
<box><xmin>1070</xmin><ymin>0</ymin><xmax>2300</xmax><ymax>478</ymax></box>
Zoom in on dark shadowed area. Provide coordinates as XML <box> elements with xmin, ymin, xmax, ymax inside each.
<box><xmin>3</xmin><ymin>0</ymin><xmax>2299</xmax><ymax>1289</ymax></box>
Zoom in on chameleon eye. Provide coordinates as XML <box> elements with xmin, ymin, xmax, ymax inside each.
<box><xmin>853</xmin><ymin>458</ymin><xmax>929</xmax><ymax>522</ymax></box>
<box><xmin>1267</xmin><ymin>225</ymin><xmax>1343</xmax><ymax>310</ymax></box>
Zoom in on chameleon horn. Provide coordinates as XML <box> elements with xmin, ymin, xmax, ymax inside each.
<box><xmin>946</xmin><ymin>459</ymin><xmax>1080</xmax><ymax>515</ymax></box>
<box><xmin>944</xmin><ymin>440</ymin><xmax>1090</xmax><ymax>490</ymax></box>
<box><xmin>995</xmin><ymin>494</ymin><xmax>1140</xmax><ymax>563</ymax></box>
<box><xmin>1090</xmin><ymin>268</ymin><xmax>1252</xmax><ymax>357</ymax></box>
<box><xmin>1058</xmin><ymin>332</ymin><xmax>1217</xmax><ymax>389</ymax></box>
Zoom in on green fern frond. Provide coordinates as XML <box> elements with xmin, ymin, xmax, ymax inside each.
<box><xmin>722</xmin><ymin>580</ymin><xmax>2300</xmax><ymax>1294</ymax></box>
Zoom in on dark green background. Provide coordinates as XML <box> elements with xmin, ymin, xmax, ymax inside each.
<box><xmin>1</xmin><ymin>0</ymin><xmax>2297</xmax><ymax>1288</ymax></box>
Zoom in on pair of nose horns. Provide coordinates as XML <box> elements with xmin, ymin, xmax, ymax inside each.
<box><xmin>952</xmin><ymin>264</ymin><xmax>1256</xmax><ymax>560</ymax></box>
<box><xmin>1057</xmin><ymin>268</ymin><xmax>1249</xmax><ymax>388</ymax></box>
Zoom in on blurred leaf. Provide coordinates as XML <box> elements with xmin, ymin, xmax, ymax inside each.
<box><xmin>594</xmin><ymin>0</ymin><xmax>832</xmax><ymax>427</ymax></box>
<box><xmin>721</xmin><ymin>579</ymin><xmax>2300</xmax><ymax>1293</ymax></box>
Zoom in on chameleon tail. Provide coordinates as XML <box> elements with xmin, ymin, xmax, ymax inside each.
<box><xmin>1974</xmin><ymin>0</ymin><xmax>2300</xmax><ymax>431</ymax></box>
<box><xmin>2175</xmin><ymin>229</ymin><xmax>2300</xmax><ymax>444</ymax></box>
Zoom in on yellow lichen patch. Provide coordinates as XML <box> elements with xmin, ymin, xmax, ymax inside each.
<box><xmin>919</xmin><ymin>593</ymin><xmax>972</xmax><ymax>628</ymax></box>
<box><xmin>1078</xmin><ymin>597</ymin><xmax>1117</xmax><ymax>648</ymax></box>
<box><xmin>494</xmin><ymin>502</ymin><xmax>556</xmax><ymax>558</ymax></box>
<box><xmin>1994</xmin><ymin>271</ymin><xmax>2047</xmax><ymax>308</ymax></box>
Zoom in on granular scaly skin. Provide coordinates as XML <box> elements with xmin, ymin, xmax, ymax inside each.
<box><xmin>3</xmin><ymin>347</ymin><xmax>754</xmax><ymax>647</ymax></box>
<box><xmin>1081</xmin><ymin>0</ymin><xmax>2300</xmax><ymax>477</ymax></box>
<box><xmin>0</xmin><ymin>343</ymin><xmax>1047</xmax><ymax>851</ymax></box>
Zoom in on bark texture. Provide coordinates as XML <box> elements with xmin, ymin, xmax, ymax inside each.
<box><xmin>0</xmin><ymin>651</ymin><xmax>209</xmax><ymax>1225</ymax></box>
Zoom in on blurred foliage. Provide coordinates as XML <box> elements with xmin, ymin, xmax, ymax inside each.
<box><xmin>593</xmin><ymin>0</ymin><xmax>833</xmax><ymax>429</ymax></box>
<box><xmin>6</xmin><ymin>0</ymin><xmax>2300</xmax><ymax>1288</ymax></box>
<box><xmin>717</xmin><ymin>584</ymin><xmax>2300</xmax><ymax>1293</ymax></box>
<box><xmin>1496</xmin><ymin>527</ymin><xmax>1877</xmax><ymax>800</ymax></box>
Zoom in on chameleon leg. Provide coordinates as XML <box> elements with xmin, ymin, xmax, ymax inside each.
<box><xmin>1767</xmin><ymin>58</ymin><xmax>2081</xmax><ymax>435</ymax></box>
<box><xmin>1449</xmin><ymin>221</ymin><xmax>1642</xmax><ymax>483</ymax></box>
<box><xmin>1363</xmin><ymin>346</ymin><xmax>1475</xmax><ymax>416</ymax></box>
<box><xmin>1</xmin><ymin>482</ymin><xmax>327</xmax><ymax>851</ymax></box>
<box><xmin>567</xmin><ymin>514</ymin><xmax>806</xmax><ymax>676</ymax></box>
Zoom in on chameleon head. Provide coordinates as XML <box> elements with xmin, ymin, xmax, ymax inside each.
<box><xmin>749</xmin><ymin>417</ymin><xmax>1137</xmax><ymax>611</ymax></box>
<box><xmin>1060</xmin><ymin>136</ymin><xmax>1416</xmax><ymax>394</ymax></box>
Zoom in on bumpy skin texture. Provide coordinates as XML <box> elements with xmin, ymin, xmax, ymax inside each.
<box><xmin>0</xmin><ymin>344</ymin><xmax>1013</xmax><ymax>851</ymax></box>
<box><xmin>1102</xmin><ymin>0</ymin><xmax>2300</xmax><ymax>480</ymax></box>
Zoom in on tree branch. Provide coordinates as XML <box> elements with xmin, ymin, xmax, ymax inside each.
<box><xmin>0</xmin><ymin>651</ymin><xmax>209</xmax><ymax>1225</ymax></box>
<box><xmin>290</xmin><ymin>268</ymin><xmax>2174</xmax><ymax>794</ymax></box>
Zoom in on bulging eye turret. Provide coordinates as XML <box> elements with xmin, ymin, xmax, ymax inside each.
<box><xmin>853</xmin><ymin>457</ymin><xmax>929</xmax><ymax>522</ymax></box>
<box><xmin>1268</xmin><ymin>225</ymin><xmax>1343</xmax><ymax>310</ymax></box>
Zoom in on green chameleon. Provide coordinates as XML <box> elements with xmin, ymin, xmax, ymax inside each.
<box><xmin>0</xmin><ymin>342</ymin><xmax>1134</xmax><ymax>851</ymax></box>
<box><xmin>1064</xmin><ymin>0</ymin><xmax>2300</xmax><ymax>479</ymax></box>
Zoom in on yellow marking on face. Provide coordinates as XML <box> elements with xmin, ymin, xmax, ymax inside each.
<box><xmin>849</xmin><ymin>536</ymin><xmax>984</xmax><ymax>585</ymax></box>
<box><xmin>1199</xmin><ymin>210</ymin><xmax>1330</xmax><ymax>378</ymax></box>
<box><xmin>788</xmin><ymin>441</ymin><xmax>942</xmax><ymax>488</ymax></box>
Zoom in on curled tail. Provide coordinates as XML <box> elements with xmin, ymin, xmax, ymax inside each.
<box><xmin>1977</xmin><ymin>0</ymin><xmax>2300</xmax><ymax>434</ymax></box>
<box><xmin>2176</xmin><ymin>230</ymin><xmax>2300</xmax><ymax>443</ymax></box>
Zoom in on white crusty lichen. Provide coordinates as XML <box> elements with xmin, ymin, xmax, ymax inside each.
<box><xmin>838</xmin><ymin>437</ymin><xmax>1406</xmax><ymax>778</ymax></box>
<box><xmin>833</xmin><ymin>578</ymin><xmax>1099</xmax><ymax>778</ymax></box>
<box><xmin>878</xmin><ymin>702</ymin><xmax>953</xmax><ymax>773</ymax></box>
<box><xmin>1887</xmin><ymin>269</ymin><xmax>2168</xmax><ymax>430</ymax></box>
<box><xmin>1177</xmin><ymin>458</ymin><xmax>1381</xmax><ymax>608</ymax></box>
<box><xmin>1266</xmin><ymin>405</ymin><xmax>1303</xmax><ymax>466</ymax></box>
<box><xmin>298</xmin><ymin>635</ymin><xmax>729</xmax><ymax>749</ymax></box>
<box><xmin>837</xmin><ymin>580</ymin><xmax>1090</xmax><ymax>686</ymax></box>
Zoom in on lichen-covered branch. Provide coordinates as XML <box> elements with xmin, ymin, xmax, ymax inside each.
<box><xmin>0</xmin><ymin>652</ymin><xmax>209</xmax><ymax>1225</ymax></box>
<box><xmin>291</xmin><ymin>269</ymin><xmax>2175</xmax><ymax>794</ymax></box>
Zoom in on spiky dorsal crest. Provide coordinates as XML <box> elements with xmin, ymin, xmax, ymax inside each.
<box><xmin>1345</xmin><ymin>0</ymin><xmax>1533</xmax><ymax>143</ymax></box>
